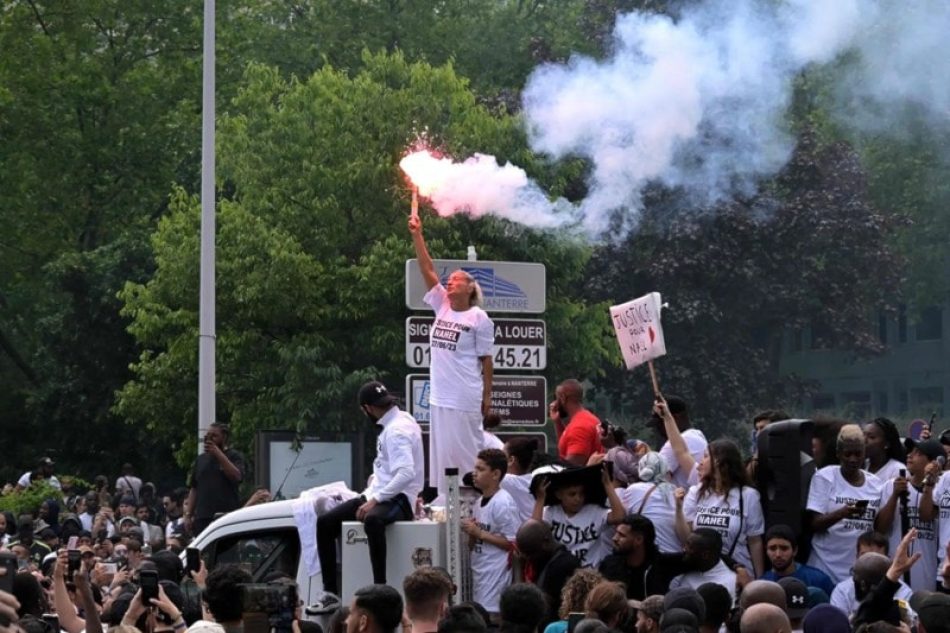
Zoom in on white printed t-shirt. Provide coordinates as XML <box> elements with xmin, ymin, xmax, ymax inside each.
<box><xmin>661</xmin><ymin>429</ymin><xmax>708</xmax><ymax>488</ymax></box>
<box><xmin>472</xmin><ymin>489</ymin><xmax>520</xmax><ymax>613</ymax></box>
<box><xmin>683</xmin><ymin>486</ymin><xmax>764</xmax><ymax>571</ymax></box>
<box><xmin>806</xmin><ymin>466</ymin><xmax>884</xmax><ymax>584</ymax></box>
<box><xmin>930</xmin><ymin>471</ymin><xmax>950</xmax><ymax>579</ymax></box>
<box><xmin>880</xmin><ymin>479</ymin><xmax>937</xmax><ymax>591</ymax></box>
<box><xmin>619</xmin><ymin>483</ymin><xmax>683</xmax><ymax>554</ymax></box>
<box><xmin>424</xmin><ymin>284</ymin><xmax>494</xmax><ymax>412</ymax></box>
<box><xmin>543</xmin><ymin>503</ymin><xmax>611</xmax><ymax>568</ymax></box>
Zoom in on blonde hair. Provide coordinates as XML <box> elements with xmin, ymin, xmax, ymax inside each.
<box><xmin>558</xmin><ymin>568</ymin><xmax>605</xmax><ymax>619</ymax></box>
<box><xmin>837</xmin><ymin>424</ymin><xmax>865</xmax><ymax>447</ymax></box>
<box><xmin>470</xmin><ymin>280</ymin><xmax>484</xmax><ymax>307</ymax></box>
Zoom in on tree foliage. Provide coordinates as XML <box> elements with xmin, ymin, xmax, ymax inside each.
<box><xmin>0</xmin><ymin>0</ymin><xmax>200</xmax><ymax>482</ymax></box>
<box><xmin>116</xmin><ymin>53</ymin><xmax>612</xmax><ymax>465</ymax></box>
<box><xmin>585</xmin><ymin>130</ymin><xmax>905</xmax><ymax>440</ymax></box>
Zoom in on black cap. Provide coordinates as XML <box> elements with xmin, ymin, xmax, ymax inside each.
<box><xmin>358</xmin><ymin>381</ymin><xmax>397</xmax><ymax>408</ymax></box>
<box><xmin>906</xmin><ymin>438</ymin><xmax>946</xmax><ymax>461</ymax></box>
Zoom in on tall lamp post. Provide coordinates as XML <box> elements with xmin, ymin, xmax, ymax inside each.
<box><xmin>198</xmin><ymin>0</ymin><xmax>216</xmax><ymax>454</ymax></box>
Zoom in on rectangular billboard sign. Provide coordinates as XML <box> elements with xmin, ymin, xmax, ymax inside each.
<box><xmin>405</xmin><ymin>259</ymin><xmax>546</xmax><ymax>313</ymax></box>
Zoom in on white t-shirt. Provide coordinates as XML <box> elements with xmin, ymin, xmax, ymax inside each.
<box><xmin>619</xmin><ymin>483</ymin><xmax>683</xmax><ymax>553</ymax></box>
<box><xmin>870</xmin><ymin>458</ymin><xmax>905</xmax><ymax>483</ymax></box>
<box><xmin>930</xmin><ymin>471</ymin><xmax>950</xmax><ymax>578</ymax></box>
<box><xmin>472</xmin><ymin>489</ymin><xmax>519</xmax><ymax>612</ymax></box>
<box><xmin>500</xmin><ymin>473</ymin><xmax>535</xmax><ymax>526</ymax></box>
<box><xmin>880</xmin><ymin>479</ymin><xmax>937</xmax><ymax>591</ymax></box>
<box><xmin>670</xmin><ymin>560</ymin><xmax>738</xmax><ymax>604</ymax></box>
<box><xmin>115</xmin><ymin>475</ymin><xmax>143</xmax><ymax>499</ymax></box>
<box><xmin>683</xmin><ymin>485</ymin><xmax>764</xmax><ymax>571</ymax></box>
<box><xmin>806</xmin><ymin>466</ymin><xmax>884</xmax><ymax>584</ymax></box>
<box><xmin>483</xmin><ymin>431</ymin><xmax>504</xmax><ymax>450</ymax></box>
<box><xmin>543</xmin><ymin>503</ymin><xmax>611</xmax><ymax>568</ymax></box>
<box><xmin>829</xmin><ymin>577</ymin><xmax>914</xmax><ymax>618</ymax></box>
<box><xmin>16</xmin><ymin>473</ymin><xmax>62</xmax><ymax>490</ymax></box>
<box><xmin>661</xmin><ymin>429</ymin><xmax>708</xmax><ymax>488</ymax></box>
<box><xmin>424</xmin><ymin>284</ymin><xmax>494</xmax><ymax>412</ymax></box>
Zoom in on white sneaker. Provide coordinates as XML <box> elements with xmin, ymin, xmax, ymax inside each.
<box><xmin>307</xmin><ymin>592</ymin><xmax>341</xmax><ymax>615</ymax></box>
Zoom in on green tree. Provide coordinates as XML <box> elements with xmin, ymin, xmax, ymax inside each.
<box><xmin>585</xmin><ymin>130</ymin><xmax>905</xmax><ymax>442</ymax></box>
<box><xmin>116</xmin><ymin>53</ymin><xmax>612</xmax><ymax>466</ymax></box>
<box><xmin>0</xmin><ymin>0</ymin><xmax>201</xmax><ymax>481</ymax></box>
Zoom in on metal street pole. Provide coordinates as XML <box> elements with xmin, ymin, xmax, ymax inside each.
<box><xmin>198</xmin><ymin>0</ymin><xmax>216</xmax><ymax>454</ymax></box>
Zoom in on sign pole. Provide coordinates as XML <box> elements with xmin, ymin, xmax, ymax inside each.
<box><xmin>648</xmin><ymin>360</ymin><xmax>661</xmax><ymax>398</ymax></box>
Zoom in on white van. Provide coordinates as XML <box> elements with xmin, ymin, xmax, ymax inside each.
<box><xmin>187</xmin><ymin>500</ymin><xmax>447</xmax><ymax>612</ymax></box>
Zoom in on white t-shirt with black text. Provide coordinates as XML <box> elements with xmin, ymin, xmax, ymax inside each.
<box><xmin>543</xmin><ymin>503</ymin><xmax>611</xmax><ymax>568</ymax></box>
<box><xmin>472</xmin><ymin>489</ymin><xmax>520</xmax><ymax>613</ymax></box>
<box><xmin>806</xmin><ymin>466</ymin><xmax>884</xmax><ymax>584</ymax></box>
<box><xmin>683</xmin><ymin>485</ymin><xmax>764</xmax><ymax>571</ymax></box>
<box><xmin>880</xmin><ymin>479</ymin><xmax>937</xmax><ymax>591</ymax></box>
<box><xmin>424</xmin><ymin>284</ymin><xmax>494</xmax><ymax>412</ymax></box>
<box><xmin>930</xmin><ymin>471</ymin><xmax>950</xmax><ymax>579</ymax></box>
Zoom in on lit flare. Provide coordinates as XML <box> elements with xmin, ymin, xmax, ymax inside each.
<box><xmin>399</xmin><ymin>150</ymin><xmax>453</xmax><ymax>197</ymax></box>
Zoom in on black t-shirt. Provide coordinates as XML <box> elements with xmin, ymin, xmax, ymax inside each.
<box><xmin>598</xmin><ymin>551</ymin><xmax>691</xmax><ymax>600</ymax></box>
<box><xmin>536</xmin><ymin>546</ymin><xmax>581</xmax><ymax>625</ymax></box>
<box><xmin>190</xmin><ymin>448</ymin><xmax>246</xmax><ymax>519</ymax></box>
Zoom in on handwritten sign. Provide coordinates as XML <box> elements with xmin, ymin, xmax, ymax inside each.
<box><xmin>609</xmin><ymin>292</ymin><xmax>666</xmax><ymax>370</ymax></box>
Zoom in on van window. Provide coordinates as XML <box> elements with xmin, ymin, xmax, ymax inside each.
<box><xmin>210</xmin><ymin>529</ymin><xmax>300</xmax><ymax>581</ymax></box>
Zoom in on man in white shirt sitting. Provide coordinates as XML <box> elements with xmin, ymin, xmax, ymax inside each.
<box><xmin>314</xmin><ymin>380</ymin><xmax>425</xmax><ymax>612</ymax></box>
<box><xmin>669</xmin><ymin>528</ymin><xmax>738</xmax><ymax>604</ymax></box>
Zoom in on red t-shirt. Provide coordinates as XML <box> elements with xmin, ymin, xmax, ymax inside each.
<box><xmin>557</xmin><ymin>409</ymin><xmax>604</xmax><ymax>460</ymax></box>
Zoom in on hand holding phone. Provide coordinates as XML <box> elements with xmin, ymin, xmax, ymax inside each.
<box><xmin>186</xmin><ymin>548</ymin><xmax>201</xmax><ymax>575</ymax></box>
<box><xmin>67</xmin><ymin>550</ymin><xmax>82</xmax><ymax>581</ymax></box>
<box><xmin>0</xmin><ymin>552</ymin><xmax>16</xmax><ymax>593</ymax></box>
<box><xmin>140</xmin><ymin>569</ymin><xmax>159</xmax><ymax>603</ymax></box>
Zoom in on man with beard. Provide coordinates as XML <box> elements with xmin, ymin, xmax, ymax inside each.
<box><xmin>598</xmin><ymin>514</ymin><xmax>690</xmax><ymax>600</ymax></box>
<box><xmin>549</xmin><ymin>379</ymin><xmax>603</xmax><ymax>466</ymax></box>
<box><xmin>668</xmin><ymin>529</ymin><xmax>738</xmax><ymax>603</ymax></box>
<box><xmin>313</xmin><ymin>380</ymin><xmax>424</xmax><ymax>612</ymax></box>
<box><xmin>760</xmin><ymin>525</ymin><xmax>834</xmax><ymax>596</ymax></box>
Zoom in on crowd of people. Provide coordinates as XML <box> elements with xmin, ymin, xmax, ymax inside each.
<box><xmin>3</xmin><ymin>377</ymin><xmax>950</xmax><ymax>633</ymax></box>
<box><xmin>0</xmin><ymin>211</ymin><xmax>946</xmax><ymax>633</ymax></box>
<box><xmin>308</xmin><ymin>367</ymin><xmax>950</xmax><ymax>633</ymax></box>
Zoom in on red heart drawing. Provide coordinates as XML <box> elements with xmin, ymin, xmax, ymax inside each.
<box><xmin>648</xmin><ymin>326</ymin><xmax>655</xmax><ymax>344</ymax></box>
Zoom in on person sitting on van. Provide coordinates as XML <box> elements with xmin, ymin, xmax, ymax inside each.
<box><xmin>313</xmin><ymin>381</ymin><xmax>425</xmax><ymax>613</ymax></box>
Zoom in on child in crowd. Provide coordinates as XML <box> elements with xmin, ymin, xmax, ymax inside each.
<box><xmin>462</xmin><ymin>448</ymin><xmax>520</xmax><ymax>616</ymax></box>
<box><xmin>532</xmin><ymin>463</ymin><xmax>626</xmax><ymax>568</ymax></box>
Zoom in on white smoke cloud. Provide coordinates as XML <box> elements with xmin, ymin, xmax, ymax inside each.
<box><xmin>522</xmin><ymin>0</ymin><xmax>950</xmax><ymax>235</ymax></box>
<box><xmin>403</xmin><ymin>152</ymin><xmax>575</xmax><ymax>228</ymax></box>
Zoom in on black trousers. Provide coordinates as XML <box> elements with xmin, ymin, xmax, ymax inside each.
<box><xmin>316</xmin><ymin>494</ymin><xmax>413</xmax><ymax>593</ymax></box>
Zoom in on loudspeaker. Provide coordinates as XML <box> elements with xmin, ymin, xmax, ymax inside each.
<box><xmin>756</xmin><ymin>419</ymin><xmax>816</xmax><ymax>557</ymax></box>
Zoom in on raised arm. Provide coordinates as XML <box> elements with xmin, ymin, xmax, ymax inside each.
<box><xmin>408</xmin><ymin>214</ymin><xmax>438</xmax><ymax>290</ymax></box>
<box><xmin>654</xmin><ymin>399</ymin><xmax>695</xmax><ymax>476</ymax></box>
